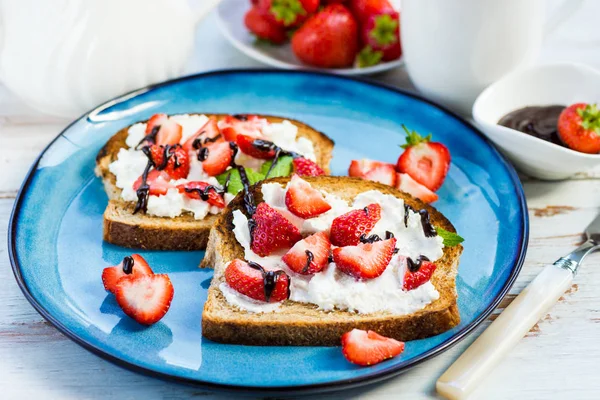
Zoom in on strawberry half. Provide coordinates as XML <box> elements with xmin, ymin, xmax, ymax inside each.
<box><xmin>403</xmin><ymin>260</ymin><xmax>437</xmax><ymax>291</ymax></box>
<box><xmin>201</xmin><ymin>141</ymin><xmax>234</xmax><ymax>176</ymax></box>
<box><xmin>133</xmin><ymin>169</ymin><xmax>174</xmax><ymax>196</ymax></box>
<box><xmin>182</xmin><ymin>118</ymin><xmax>223</xmax><ymax>152</ymax></box>
<box><xmin>341</xmin><ymin>329</ymin><xmax>405</xmax><ymax>366</ymax></box>
<box><xmin>236</xmin><ymin>134</ymin><xmax>276</xmax><ymax>159</ymax></box>
<box><xmin>348</xmin><ymin>159</ymin><xmax>397</xmax><ymax>186</ymax></box>
<box><xmin>285</xmin><ymin>174</ymin><xmax>331</xmax><ymax>218</ymax></box>
<box><xmin>146</xmin><ymin>144</ymin><xmax>190</xmax><ymax>180</ymax></box>
<box><xmin>102</xmin><ymin>254</ymin><xmax>153</xmax><ymax>294</ymax></box>
<box><xmin>145</xmin><ymin>113</ymin><xmax>168</xmax><ymax>136</ymax></box>
<box><xmin>330</xmin><ymin>203</ymin><xmax>381</xmax><ymax>247</ymax></box>
<box><xmin>396</xmin><ymin>173</ymin><xmax>438</xmax><ymax>204</ymax></box>
<box><xmin>333</xmin><ymin>237</ymin><xmax>396</xmax><ymax>279</ymax></box>
<box><xmin>283</xmin><ymin>231</ymin><xmax>331</xmax><ymax>275</ymax></box>
<box><xmin>225</xmin><ymin>259</ymin><xmax>290</xmax><ymax>302</ymax></box>
<box><xmin>218</xmin><ymin>115</ymin><xmax>267</xmax><ymax>141</ymax></box>
<box><xmin>251</xmin><ymin>202</ymin><xmax>302</xmax><ymax>256</ymax></box>
<box><xmin>396</xmin><ymin>126</ymin><xmax>450</xmax><ymax>191</ymax></box>
<box><xmin>292</xmin><ymin>157</ymin><xmax>325</xmax><ymax>176</ymax></box>
<box><xmin>145</xmin><ymin>115</ymin><xmax>183</xmax><ymax>146</ymax></box>
<box><xmin>177</xmin><ymin>181</ymin><xmax>225</xmax><ymax>208</ymax></box>
<box><xmin>115</xmin><ymin>274</ymin><xmax>174</xmax><ymax>325</ymax></box>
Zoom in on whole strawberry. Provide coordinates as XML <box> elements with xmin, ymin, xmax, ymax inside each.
<box><xmin>557</xmin><ymin>103</ymin><xmax>600</xmax><ymax>154</ymax></box>
<box><xmin>357</xmin><ymin>11</ymin><xmax>401</xmax><ymax>66</ymax></box>
<box><xmin>244</xmin><ymin>6</ymin><xmax>288</xmax><ymax>44</ymax></box>
<box><xmin>291</xmin><ymin>4</ymin><xmax>359</xmax><ymax>68</ymax></box>
<box><xmin>258</xmin><ymin>0</ymin><xmax>320</xmax><ymax>28</ymax></box>
<box><xmin>349</xmin><ymin>0</ymin><xmax>395</xmax><ymax>23</ymax></box>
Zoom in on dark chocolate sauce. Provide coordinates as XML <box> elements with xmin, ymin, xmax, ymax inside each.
<box><xmin>122</xmin><ymin>256</ymin><xmax>135</xmax><ymax>274</ymax></box>
<box><xmin>135</xmin><ymin>125</ymin><xmax>160</xmax><ymax>149</ymax></box>
<box><xmin>302</xmin><ymin>250</ymin><xmax>314</xmax><ymax>274</ymax></box>
<box><xmin>184</xmin><ymin>185</ymin><xmax>225</xmax><ymax>201</ymax></box>
<box><xmin>198</xmin><ymin>147</ymin><xmax>209</xmax><ymax>161</ymax></box>
<box><xmin>403</xmin><ymin>204</ymin><xmax>414</xmax><ymax>227</ymax></box>
<box><xmin>406</xmin><ymin>255</ymin><xmax>430</xmax><ymax>272</ymax></box>
<box><xmin>419</xmin><ymin>209</ymin><xmax>437</xmax><ymax>237</ymax></box>
<box><xmin>359</xmin><ymin>233</ymin><xmax>382</xmax><ymax>244</ymax></box>
<box><xmin>385</xmin><ymin>231</ymin><xmax>394</xmax><ymax>240</ymax></box>
<box><xmin>249</xmin><ymin>139</ymin><xmax>302</xmax><ymax>178</ymax></box>
<box><xmin>133</xmin><ymin>160</ymin><xmax>153</xmax><ymax>214</ymax></box>
<box><xmin>232</xmin><ymin>114</ymin><xmax>248</xmax><ymax>121</ymax></box>
<box><xmin>247</xmin><ymin>261</ymin><xmax>290</xmax><ymax>301</ymax></box>
<box><xmin>327</xmin><ymin>253</ymin><xmax>334</xmax><ymax>264</ymax></box>
<box><xmin>498</xmin><ymin>105</ymin><xmax>566</xmax><ymax>147</ymax></box>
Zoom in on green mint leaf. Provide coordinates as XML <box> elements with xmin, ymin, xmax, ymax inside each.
<box><xmin>260</xmin><ymin>156</ymin><xmax>294</xmax><ymax>178</ymax></box>
<box><xmin>357</xmin><ymin>46</ymin><xmax>383</xmax><ymax>68</ymax></box>
<box><xmin>400</xmin><ymin>125</ymin><xmax>432</xmax><ymax>149</ymax></box>
<box><xmin>436</xmin><ymin>227</ymin><xmax>464</xmax><ymax>247</ymax></box>
<box><xmin>216</xmin><ymin>168</ymin><xmax>266</xmax><ymax>195</ymax></box>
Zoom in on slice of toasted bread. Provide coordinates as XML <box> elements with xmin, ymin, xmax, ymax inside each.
<box><xmin>201</xmin><ymin>176</ymin><xmax>462</xmax><ymax>346</ymax></box>
<box><xmin>96</xmin><ymin>115</ymin><xmax>334</xmax><ymax>251</ymax></box>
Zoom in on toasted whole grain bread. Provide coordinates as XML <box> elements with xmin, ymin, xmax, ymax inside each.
<box><xmin>201</xmin><ymin>176</ymin><xmax>462</xmax><ymax>346</ymax></box>
<box><xmin>95</xmin><ymin>115</ymin><xmax>334</xmax><ymax>250</ymax></box>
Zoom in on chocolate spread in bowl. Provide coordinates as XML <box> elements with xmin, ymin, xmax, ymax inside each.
<box><xmin>498</xmin><ymin>105</ymin><xmax>566</xmax><ymax>147</ymax></box>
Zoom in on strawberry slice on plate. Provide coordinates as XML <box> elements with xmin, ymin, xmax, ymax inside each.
<box><xmin>396</xmin><ymin>173</ymin><xmax>438</xmax><ymax>204</ymax></box>
<box><xmin>145</xmin><ymin>114</ymin><xmax>182</xmax><ymax>146</ymax></box>
<box><xmin>145</xmin><ymin>144</ymin><xmax>190</xmax><ymax>180</ymax></box>
<box><xmin>201</xmin><ymin>141</ymin><xmax>234</xmax><ymax>176</ymax></box>
<box><xmin>182</xmin><ymin>118</ymin><xmax>223</xmax><ymax>152</ymax></box>
<box><xmin>225</xmin><ymin>259</ymin><xmax>290</xmax><ymax>302</ymax></box>
<box><xmin>133</xmin><ymin>169</ymin><xmax>174</xmax><ymax>196</ymax></box>
<box><xmin>251</xmin><ymin>202</ymin><xmax>302</xmax><ymax>256</ymax></box>
<box><xmin>102</xmin><ymin>254</ymin><xmax>153</xmax><ymax>294</ymax></box>
<box><xmin>348</xmin><ymin>159</ymin><xmax>397</xmax><ymax>186</ymax></box>
<box><xmin>403</xmin><ymin>259</ymin><xmax>437</xmax><ymax>291</ymax></box>
<box><xmin>283</xmin><ymin>231</ymin><xmax>331</xmax><ymax>275</ymax></box>
<box><xmin>396</xmin><ymin>126</ymin><xmax>450</xmax><ymax>191</ymax></box>
<box><xmin>177</xmin><ymin>181</ymin><xmax>225</xmax><ymax>208</ymax></box>
<box><xmin>341</xmin><ymin>328</ymin><xmax>405</xmax><ymax>366</ymax></box>
<box><xmin>330</xmin><ymin>203</ymin><xmax>381</xmax><ymax>247</ymax></box>
<box><xmin>285</xmin><ymin>174</ymin><xmax>331</xmax><ymax>218</ymax></box>
<box><xmin>333</xmin><ymin>237</ymin><xmax>396</xmax><ymax>279</ymax></box>
<box><xmin>115</xmin><ymin>274</ymin><xmax>174</xmax><ymax>325</ymax></box>
<box><xmin>218</xmin><ymin>115</ymin><xmax>267</xmax><ymax>141</ymax></box>
<box><xmin>292</xmin><ymin>157</ymin><xmax>325</xmax><ymax>177</ymax></box>
<box><xmin>236</xmin><ymin>134</ymin><xmax>276</xmax><ymax>159</ymax></box>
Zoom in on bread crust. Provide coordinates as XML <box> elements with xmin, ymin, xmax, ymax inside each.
<box><xmin>201</xmin><ymin>176</ymin><xmax>462</xmax><ymax>346</ymax></box>
<box><xmin>96</xmin><ymin>115</ymin><xmax>334</xmax><ymax>250</ymax></box>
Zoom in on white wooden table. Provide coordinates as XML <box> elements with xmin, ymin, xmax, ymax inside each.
<box><xmin>2</xmin><ymin>3</ymin><xmax>600</xmax><ymax>399</ymax></box>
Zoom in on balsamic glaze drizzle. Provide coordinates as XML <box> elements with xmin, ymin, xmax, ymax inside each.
<box><xmin>133</xmin><ymin>160</ymin><xmax>153</xmax><ymax>214</ymax></box>
<box><xmin>403</xmin><ymin>204</ymin><xmax>437</xmax><ymax>238</ymax></box>
<box><xmin>135</xmin><ymin>125</ymin><xmax>160</xmax><ymax>149</ymax></box>
<box><xmin>302</xmin><ymin>250</ymin><xmax>314</xmax><ymax>274</ymax></box>
<box><xmin>232</xmin><ymin>114</ymin><xmax>248</xmax><ymax>121</ymax></box>
<box><xmin>248</xmin><ymin>139</ymin><xmax>302</xmax><ymax>178</ymax></box>
<box><xmin>406</xmin><ymin>255</ymin><xmax>430</xmax><ymax>272</ymax></box>
<box><xmin>359</xmin><ymin>233</ymin><xmax>381</xmax><ymax>244</ymax></box>
<box><xmin>198</xmin><ymin>147</ymin><xmax>209</xmax><ymax>161</ymax></box>
<box><xmin>184</xmin><ymin>185</ymin><xmax>225</xmax><ymax>201</ymax></box>
<box><xmin>122</xmin><ymin>256</ymin><xmax>135</xmax><ymax>274</ymax></box>
<box><xmin>247</xmin><ymin>261</ymin><xmax>290</xmax><ymax>301</ymax></box>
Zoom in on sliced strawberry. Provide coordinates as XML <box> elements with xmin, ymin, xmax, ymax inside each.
<box><xmin>284</xmin><ymin>174</ymin><xmax>331</xmax><ymax>218</ymax></box>
<box><xmin>292</xmin><ymin>157</ymin><xmax>325</xmax><ymax>176</ymax></box>
<box><xmin>251</xmin><ymin>202</ymin><xmax>302</xmax><ymax>256</ymax></box>
<box><xmin>201</xmin><ymin>141</ymin><xmax>234</xmax><ymax>176</ymax></box>
<box><xmin>236</xmin><ymin>134</ymin><xmax>276</xmax><ymax>159</ymax></box>
<box><xmin>182</xmin><ymin>118</ymin><xmax>223</xmax><ymax>152</ymax></box>
<box><xmin>333</xmin><ymin>237</ymin><xmax>396</xmax><ymax>279</ymax></box>
<box><xmin>330</xmin><ymin>203</ymin><xmax>381</xmax><ymax>247</ymax></box>
<box><xmin>225</xmin><ymin>259</ymin><xmax>290</xmax><ymax>302</ymax></box>
<box><xmin>133</xmin><ymin>169</ymin><xmax>174</xmax><ymax>196</ymax></box>
<box><xmin>282</xmin><ymin>232</ymin><xmax>331</xmax><ymax>275</ymax></box>
<box><xmin>102</xmin><ymin>254</ymin><xmax>153</xmax><ymax>294</ymax></box>
<box><xmin>403</xmin><ymin>260</ymin><xmax>437</xmax><ymax>291</ymax></box>
<box><xmin>145</xmin><ymin>113</ymin><xmax>168</xmax><ymax>135</ymax></box>
<box><xmin>115</xmin><ymin>274</ymin><xmax>174</xmax><ymax>325</ymax></box>
<box><xmin>176</xmin><ymin>181</ymin><xmax>225</xmax><ymax>208</ymax></box>
<box><xmin>341</xmin><ymin>329</ymin><xmax>405</xmax><ymax>366</ymax></box>
<box><xmin>146</xmin><ymin>144</ymin><xmax>190</xmax><ymax>180</ymax></box>
<box><xmin>348</xmin><ymin>159</ymin><xmax>397</xmax><ymax>186</ymax></box>
<box><xmin>396</xmin><ymin>127</ymin><xmax>450</xmax><ymax>191</ymax></box>
<box><xmin>218</xmin><ymin>114</ymin><xmax>268</xmax><ymax>141</ymax></box>
<box><xmin>396</xmin><ymin>173</ymin><xmax>438</xmax><ymax>203</ymax></box>
<box><xmin>150</xmin><ymin>118</ymin><xmax>182</xmax><ymax>146</ymax></box>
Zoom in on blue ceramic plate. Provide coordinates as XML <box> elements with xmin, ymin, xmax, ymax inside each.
<box><xmin>9</xmin><ymin>70</ymin><xmax>528</xmax><ymax>394</ymax></box>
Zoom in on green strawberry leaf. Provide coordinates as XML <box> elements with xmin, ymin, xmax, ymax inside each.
<box><xmin>216</xmin><ymin>168</ymin><xmax>265</xmax><ymax>195</ymax></box>
<box><xmin>436</xmin><ymin>227</ymin><xmax>464</xmax><ymax>247</ymax></box>
<box><xmin>576</xmin><ymin>103</ymin><xmax>600</xmax><ymax>134</ymax></box>
<box><xmin>260</xmin><ymin>156</ymin><xmax>294</xmax><ymax>178</ymax></box>
<box><xmin>357</xmin><ymin>46</ymin><xmax>383</xmax><ymax>68</ymax></box>
<box><xmin>400</xmin><ymin>125</ymin><xmax>432</xmax><ymax>149</ymax></box>
<box><xmin>370</xmin><ymin>14</ymin><xmax>399</xmax><ymax>46</ymax></box>
<box><xmin>271</xmin><ymin>0</ymin><xmax>306</xmax><ymax>26</ymax></box>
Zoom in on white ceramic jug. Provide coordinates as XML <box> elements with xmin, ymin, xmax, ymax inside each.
<box><xmin>0</xmin><ymin>0</ymin><xmax>219</xmax><ymax>118</ymax></box>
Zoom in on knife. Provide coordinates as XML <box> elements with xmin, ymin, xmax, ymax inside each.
<box><xmin>436</xmin><ymin>214</ymin><xmax>600</xmax><ymax>400</ymax></box>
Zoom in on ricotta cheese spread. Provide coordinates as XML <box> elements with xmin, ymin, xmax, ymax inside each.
<box><xmin>222</xmin><ymin>182</ymin><xmax>444</xmax><ymax>315</ymax></box>
<box><xmin>107</xmin><ymin>114</ymin><xmax>316</xmax><ymax>219</ymax></box>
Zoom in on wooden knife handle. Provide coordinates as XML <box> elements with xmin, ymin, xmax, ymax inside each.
<box><xmin>436</xmin><ymin>265</ymin><xmax>573</xmax><ymax>400</ymax></box>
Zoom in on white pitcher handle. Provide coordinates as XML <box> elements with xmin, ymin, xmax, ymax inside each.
<box><xmin>193</xmin><ymin>0</ymin><xmax>223</xmax><ymax>27</ymax></box>
<box><xmin>543</xmin><ymin>0</ymin><xmax>583</xmax><ymax>37</ymax></box>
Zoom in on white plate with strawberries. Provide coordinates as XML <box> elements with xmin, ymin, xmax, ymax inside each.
<box><xmin>217</xmin><ymin>0</ymin><xmax>404</xmax><ymax>75</ymax></box>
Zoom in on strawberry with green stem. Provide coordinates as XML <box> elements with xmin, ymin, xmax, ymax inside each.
<box><xmin>357</xmin><ymin>11</ymin><xmax>401</xmax><ymax>66</ymax></box>
<box><xmin>258</xmin><ymin>0</ymin><xmax>320</xmax><ymax>28</ymax></box>
<box><xmin>557</xmin><ymin>103</ymin><xmax>600</xmax><ymax>154</ymax></box>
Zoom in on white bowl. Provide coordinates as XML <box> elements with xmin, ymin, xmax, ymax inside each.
<box><xmin>472</xmin><ymin>63</ymin><xmax>600</xmax><ymax>180</ymax></box>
